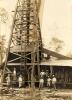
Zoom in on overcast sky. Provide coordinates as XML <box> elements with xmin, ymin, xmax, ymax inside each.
<box><xmin>40</xmin><ymin>0</ymin><xmax>72</xmax><ymax>57</ymax></box>
<box><xmin>0</xmin><ymin>0</ymin><xmax>72</xmax><ymax>57</ymax></box>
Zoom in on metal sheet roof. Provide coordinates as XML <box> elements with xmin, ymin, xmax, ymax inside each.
<box><xmin>40</xmin><ymin>59</ymin><xmax>72</xmax><ymax>67</ymax></box>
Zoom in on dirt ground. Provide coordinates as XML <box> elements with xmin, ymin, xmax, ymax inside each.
<box><xmin>0</xmin><ymin>88</ymin><xmax>72</xmax><ymax>100</ymax></box>
<box><xmin>39</xmin><ymin>89</ymin><xmax>72</xmax><ymax>100</ymax></box>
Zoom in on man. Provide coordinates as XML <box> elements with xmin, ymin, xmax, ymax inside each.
<box><xmin>39</xmin><ymin>77</ymin><xmax>44</xmax><ymax>89</ymax></box>
<box><xmin>18</xmin><ymin>75</ymin><xmax>23</xmax><ymax>88</ymax></box>
<box><xmin>6</xmin><ymin>74</ymin><xmax>11</xmax><ymax>87</ymax></box>
<box><xmin>46</xmin><ymin>70</ymin><xmax>49</xmax><ymax>78</ymax></box>
<box><xmin>47</xmin><ymin>76</ymin><xmax>51</xmax><ymax>88</ymax></box>
<box><xmin>12</xmin><ymin>67</ymin><xmax>17</xmax><ymax>87</ymax></box>
<box><xmin>0</xmin><ymin>70</ymin><xmax>2</xmax><ymax>89</ymax></box>
<box><xmin>52</xmin><ymin>75</ymin><xmax>57</xmax><ymax>90</ymax></box>
<box><xmin>13</xmin><ymin>67</ymin><xmax>16</xmax><ymax>81</ymax></box>
<box><xmin>40</xmin><ymin>70</ymin><xmax>46</xmax><ymax>78</ymax></box>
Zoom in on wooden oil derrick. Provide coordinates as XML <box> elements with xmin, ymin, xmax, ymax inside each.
<box><xmin>1</xmin><ymin>0</ymin><xmax>42</xmax><ymax>88</ymax></box>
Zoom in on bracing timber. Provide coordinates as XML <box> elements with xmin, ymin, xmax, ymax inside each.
<box><xmin>1</xmin><ymin>0</ymin><xmax>42</xmax><ymax>88</ymax></box>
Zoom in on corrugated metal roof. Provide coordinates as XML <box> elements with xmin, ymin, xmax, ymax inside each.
<box><xmin>42</xmin><ymin>48</ymin><xmax>72</xmax><ymax>59</ymax></box>
<box><xmin>40</xmin><ymin>59</ymin><xmax>72</xmax><ymax>67</ymax></box>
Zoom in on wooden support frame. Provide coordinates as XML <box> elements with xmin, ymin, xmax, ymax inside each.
<box><xmin>1</xmin><ymin>0</ymin><xmax>42</xmax><ymax>89</ymax></box>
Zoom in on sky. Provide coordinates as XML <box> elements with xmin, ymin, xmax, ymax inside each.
<box><xmin>40</xmin><ymin>0</ymin><xmax>72</xmax><ymax>57</ymax></box>
<box><xmin>0</xmin><ymin>0</ymin><xmax>72</xmax><ymax>57</ymax></box>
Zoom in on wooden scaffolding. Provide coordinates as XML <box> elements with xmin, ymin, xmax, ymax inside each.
<box><xmin>1</xmin><ymin>0</ymin><xmax>42</xmax><ymax>88</ymax></box>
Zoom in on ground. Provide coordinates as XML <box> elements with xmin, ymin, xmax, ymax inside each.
<box><xmin>0</xmin><ymin>88</ymin><xmax>72</xmax><ymax>100</ymax></box>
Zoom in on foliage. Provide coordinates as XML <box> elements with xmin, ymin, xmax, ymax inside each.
<box><xmin>0</xmin><ymin>7</ymin><xmax>8</xmax><ymax>64</ymax></box>
<box><xmin>0</xmin><ymin>8</ymin><xmax>8</xmax><ymax>23</ymax></box>
<box><xmin>0</xmin><ymin>35</ymin><xmax>6</xmax><ymax>64</ymax></box>
<box><xmin>49</xmin><ymin>37</ymin><xmax>64</xmax><ymax>52</ymax></box>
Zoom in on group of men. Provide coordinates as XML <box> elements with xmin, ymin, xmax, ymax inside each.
<box><xmin>6</xmin><ymin>68</ymin><xmax>57</xmax><ymax>89</ymax></box>
<box><xmin>39</xmin><ymin>70</ymin><xmax>57</xmax><ymax>90</ymax></box>
<box><xmin>6</xmin><ymin>68</ymin><xmax>23</xmax><ymax>88</ymax></box>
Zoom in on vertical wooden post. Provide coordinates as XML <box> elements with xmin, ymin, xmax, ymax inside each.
<box><xmin>28</xmin><ymin>69</ymin><xmax>30</xmax><ymax>88</ymax></box>
<box><xmin>31</xmin><ymin>53</ymin><xmax>35</xmax><ymax>88</ymax></box>
<box><xmin>37</xmin><ymin>49</ymin><xmax>40</xmax><ymax>79</ymax></box>
<box><xmin>50</xmin><ymin>65</ymin><xmax>53</xmax><ymax>76</ymax></box>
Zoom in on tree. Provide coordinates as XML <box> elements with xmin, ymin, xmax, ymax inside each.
<box><xmin>0</xmin><ymin>8</ymin><xmax>8</xmax><ymax>65</ymax></box>
<box><xmin>49</xmin><ymin>37</ymin><xmax>64</xmax><ymax>52</ymax></box>
<box><xmin>66</xmin><ymin>51</ymin><xmax>72</xmax><ymax>58</ymax></box>
<box><xmin>0</xmin><ymin>8</ymin><xmax>8</xmax><ymax>23</ymax></box>
<box><xmin>0</xmin><ymin>35</ymin><xmax>6</xmax><ymax>65</ymax></box>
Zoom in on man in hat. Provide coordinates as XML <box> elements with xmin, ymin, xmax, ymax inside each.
<box><xmin>47</xmin><ymin>75</ymin><xmax>51</xmax><ymax>88</ymax></box>
<box><xmin>39</xmin><ymin>76</ymin><xmax>44</xmax><ymax>89</ymax></box>
<box><xmin>12</xmin><ymin>67</ymin><xmax>17</xmax><ymax>87</ymax></box>
<box><xmin>46</xmin><ymin>70</ymin><xmax>49</xmax><ymax>78</ymax></box>
<box><xmin>0</xmin><ymin>69</ymin><xmax>2</xmax><ymax>89</ymax></box>
<box><xmin>52</xmin><ymin>75</ymin><xmax>57</xmax><ymax>90</ymax></box>
<box><xmin>6</xmin><ymin>74</ymin><xmax>11</xmax><ymax>87</ymax></box>
<box><xmin>18</xmin><ymin>75</ymin><xmax>23</xmax><ymax>88</ymax></box>
<box><xmin>13</xmin><ymin>67</ymin><xmax>16</xmax><ymax>80</ymax></box>
<box><xmin>40</xmin><ymin>70</ymin><xmax>46</xmax><ymax>78</ymax></box>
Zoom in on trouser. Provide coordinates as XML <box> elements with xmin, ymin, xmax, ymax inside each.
<box><xmin>19</xmin><ymin>82</ymin><xmax>22</xmax><ymax>88</ymax></box>
<box><xmin>7</xmin><ymin>81</ymin><xmax>10</xmax><ymax>85</ymax></box>
<box><xmin>39</xmin><ymin>82</ymin><xmax>44</xmax><ymax>89</ymax></box>
<box><xmin>53</xmin><ymin>83</ymin><xmax>56</xmax><ymax>90</ymax></box>
<box><xmin>47</xmin><ymin>82</ymin><xmax>51</xmax><ymax>88</ymax></box>
<box><xmin>7</xmin><ymin>81</ymin><xmax>10</xmax><ymax>88</ymax></box>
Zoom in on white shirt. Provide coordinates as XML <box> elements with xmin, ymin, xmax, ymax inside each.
<box><xmin>6</xmin><ymin>76</ymin><xmax>10</xmax><ymax>82</ymax></box>
<box><xmin>40</xmin><ymin>72</ymin><xmax>45</xmax><ymax>77</ymax></box>
<box><xmin>13</xmin><ymin>69</ymin><xmax>16</xmax><ymax>76</ymax></box>
<box><xmin>47</xmin><ymin>78</ymin><xmax>51</xmax><ymax>83</ymax></box>
<box><xmin>40</xmin><ymin>79</ymin><xmax>44</xmax><ymax>83</ymax></box>
<box><xmin>18</xmin><ymin>77</ymin><xmax>22</xmax><ymax>82</ymax></box>
<box><xmin>52</xmin><ymin>77</ymin><xmax>57</xmax><ymax>84</ymax></box>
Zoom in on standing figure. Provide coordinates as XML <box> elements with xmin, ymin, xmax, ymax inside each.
<box><xmin>46</xmin><ymin>70</ymin><xmax>49</xmax><ymax>78</ymax></box>
<box><xmin>39</xmin><ymin>77</ymin><xmax>44</xmax><ymax>89</ymax></box>
<box><xmin>52</xmin><ymin>75</ymin><xmax>57</xmax><ymax>90</ymax></box>
<box><xmin>0</xmin><ymin>69</ymin><xmax>2</xmax><ymax>87</ymax></box>
<box><xmin>6</xmin><ymin>74</ymin><xmax>11</xmax><ymax>87</ymax></box>
<box><xmin>13</xmin><ymin>67</ymin><xmax>17</xmax><ymax>87</ymax></box>
<box><xmin>18</xmin><ymin>75</ymin><xmax>23</xmax><ymax>88</ymax></box>
<box><xmin>47</xmin><ymin>76</ymin><xmax>51</xmax><ymax>88</ymax></box>
<box><xmin>0</xmin><ymin>73</ymin><xmax>1</xmax><ymax>85</ymax></box>
<box><xmin>13</xmin><ymin>67</ymin><xmax>16</xmax><ymax>81</ymax></box>
<box><xmin>40</xmin><ymin>70</ymin><xmax>46</xmax><ymax>78</ymax></box>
